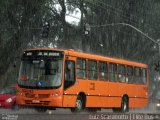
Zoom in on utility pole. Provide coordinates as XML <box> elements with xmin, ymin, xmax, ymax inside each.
<box><xmin>89</xmin><ymin>23</ymin><xmax>159</xmax><ymax>45</ymax></box>
<box><xmin>85</xmin><ymin>22</ymin><xmax>160</xmax><ymax>58</ymax></box>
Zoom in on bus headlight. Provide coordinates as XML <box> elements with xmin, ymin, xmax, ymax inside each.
<box><xmin>51</xmin><ymin>93</ymin><xmax>59</xmax><ymax>97</ymax></box>
<box><xmin>17</xmin><ymin>91</ymin><xmax>23</xmax><ymax>96</ymax></box>
<box><xmin>6</xmin><ymin>98</ymin><xmax>13</xmax><ymax>103</ymax></box>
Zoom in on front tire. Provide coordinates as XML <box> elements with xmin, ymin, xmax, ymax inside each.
<box><xmin>71</xmin><ymin>95</ymin><xmax>85</xmax><ymax>113</ymax></box>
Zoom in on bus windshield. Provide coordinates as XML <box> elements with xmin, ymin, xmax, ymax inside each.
<box><xmin>18</xmin><ymin>54</ymin><xmax>63</xmax><ymax>89</ymax></box>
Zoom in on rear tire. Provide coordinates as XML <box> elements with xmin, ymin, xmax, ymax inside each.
<box><xmin>120</xmin><ymin>97</ymin><xmax>129</xmax><ymax>112</ymax></box>
<box><xmin>112</xmin><ymin>97</ymin><xmax>129</xmax><ymax>113</ymax></box>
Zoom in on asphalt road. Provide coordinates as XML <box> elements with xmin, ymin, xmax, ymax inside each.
<box><xmin>0</xmin><ymin>107</ymin><xmax>160</xmax><ymax>120</ymax></box>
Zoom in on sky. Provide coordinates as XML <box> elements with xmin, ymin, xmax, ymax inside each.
<box><xmin>65</xmin><ymin>11</ymin><xmax>81</xmax><ymax>25</ymax></box>
<box><xmin>54</xmin><ymin>2</ymin><xmax>81</xmax><ymax>25</ymax></box>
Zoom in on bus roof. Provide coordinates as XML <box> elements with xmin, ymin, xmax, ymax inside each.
<box><xmin>24</xmin><ymin>48</ymin><xmax>148</xmax><ymax>68</ymax></box>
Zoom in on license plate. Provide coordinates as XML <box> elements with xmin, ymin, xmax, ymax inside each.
<box><xmin>32</xmin><ymin>100</ymin><xmax>40</xmax><ymax>103</ymax></box>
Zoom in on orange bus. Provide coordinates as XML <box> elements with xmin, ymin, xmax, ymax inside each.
<box><xmin>16</xmin><ymin>48</ymin><xmax>148</xmax><ymax>112</ymax></box>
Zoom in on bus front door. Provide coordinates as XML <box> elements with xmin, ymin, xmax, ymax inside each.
<box><xmin>64</xmin><ymin>56</ymin><xmax>76</xmax><ymax>90</ymax></box>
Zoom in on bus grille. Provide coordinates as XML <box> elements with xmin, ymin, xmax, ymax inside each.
<box><xmin>25</xmin><ymin>93</ymin><xmax>50</xmax><ymax>98</ymax></box>
<box><xmin>25</xmin><ymin>100</ymin><xmax>50</xmax><ymax>105</ymax></box>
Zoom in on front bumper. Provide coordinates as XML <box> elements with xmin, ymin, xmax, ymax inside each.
<box><xmin>16</xmin><ymin>95</ymin><xmax>62</xmax><ymax>107</ymax></box>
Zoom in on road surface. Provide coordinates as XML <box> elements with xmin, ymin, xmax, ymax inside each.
<box><xmin>0</xmin><ymin>102</ymin><xmax>159</xmax><ymax>120</ymax></box>
<box><xmin>0</xmin><ymin>106</ymin><xmax>160</xmax><ymax>120</ymax></box>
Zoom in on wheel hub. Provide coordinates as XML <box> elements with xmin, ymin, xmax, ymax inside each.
<box><xmin>76</xmin><ymin>100</ymin><xmax>82</xmax><ymax>110</ymax></box>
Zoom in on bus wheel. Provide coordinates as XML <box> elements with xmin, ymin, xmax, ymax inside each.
<box><xmin>71</xmin><ymin>95</ymin><xmax>85</xmax><ymax>113</ymax></box>
<box><xmin>120</xmin><ymin>97</ymin><xmax>129</xmax><ymax>112</ymax></box>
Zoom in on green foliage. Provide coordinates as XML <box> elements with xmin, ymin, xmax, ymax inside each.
<box><xmin>0</xmin><ymin>0</ymin><xmax>160</xmax><ymax>89</ymax></box>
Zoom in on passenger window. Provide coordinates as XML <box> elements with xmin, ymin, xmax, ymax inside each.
<box><xmin>76</xmin><ymin>58</ymin><xmax>86</xmax><ymax>79</ymax></box>
<box><xmin>142</xmin><ymin>69</ymin><xmax>147</xmax><ymax>84</ymax></box>
<box><xmin>118</xmin><ymin>64</ymin><xmax>126</xmax><ymax>83</ymax></box>
<box><xmin>127</xmin><ymin>66</ymin><xmax>134</xmax><ymax>83</ymax></box>
<box><xmin>88</xmin><ymin>60</ymin><xmax>98</xmax><ymax>80</ymax></box>
<box><xmin>109</xmin><ymin>63</ymin><xmax>117</xmax><ymax>82</ymax></box>
<box><xmin>99</xmin><ymin>62</ymin><xmax>108</xmax><ymax>80</ymax></box>
<box><xmin>134</xmin><ymin>67</ymin><xmax>142</xmax><ymax>84</ymax></box>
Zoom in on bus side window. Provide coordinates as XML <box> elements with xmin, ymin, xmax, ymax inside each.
<box><xmin>64</xmin><ymin>60</ymin><xmax>75</xmax><ymax>89</ymax></box>
<box><xmin>134</xmin><ymin>67</ymin><xmax>142</xmax><ymax>84</ymax></box>
<box><xmin>118</xmin><ymin>64</ymin><xmax>126</xmax><ymax>83</ymax></box>
<box><xmin>77</xmin><ymin>58</ymin><xmax>86</xmax><ymax>79</ymax></box>
<box><xmin>142</xmin><ymin>68</ymin><xmax>147</xmax><ymax>84</ymax></box>
<box><xmin>99</xmin><ymin>61</ymin><xmax>108</xmax><ymax>80</ymax></box>
<box><xmin>88</xmin><ymin>60</ymin><xmax>98</xmax><ymax>80</ymax></box>
<box><xmin>109</xmin><ymin>63</ymin><xmax>117</xmax><ymax>82</ymax></box>
<box><xmin>127</xmin><ymin>66</ymin><xmax>133</xmax><ymax>83</ymax></box>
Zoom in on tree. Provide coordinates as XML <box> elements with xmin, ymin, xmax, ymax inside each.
<box><xmin>1</xmin><ymin>0</ymin><xmax>160</xmax><ymax>92</ymax></box>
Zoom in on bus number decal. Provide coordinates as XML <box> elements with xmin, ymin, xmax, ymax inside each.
<box><xmin>90</xmin><ymin>83</ymin><xmax>95</xmax><ymax>90</ymax></box>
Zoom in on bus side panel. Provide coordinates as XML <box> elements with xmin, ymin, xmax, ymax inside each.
<box><xmin>62</xmin><ymin>95</ymin><xmax>77</xmax><ymax>107</ymax></box>
<box><xmin>62</xmin><ymin>81</ymin><xmax>88</xmax><ymax>107</ymax></box>
<box><xmin>104</xmin><ymin>97</ymin><xmax>121</xmax><ymax>108</ymax></box>
<box><xmin>137</xmin><ymin>85</ymin><xmax>148</xmax><ymax>99</ymax></box>
<box><xmin>126</xmin><ymin>84</ymin><xmax>148</xmax><ymax>108</ymax></box>
<box><xmin>129</xmin><ymin>98</ymin><xmax>148</xmax><ymax>108</ymax></box>
<box><xmin>86</xmin><ymin>96</ymin><xmax>101</xmax><ymax>107</ymax></box>
<box><xmin>86</xmin><ymin>96</ymin><xmax>121</xmax><ymax>108</ymax></box>
<box><xmin>66</xmin><ymin>80</ymin><xmax>122</xmax><ymax>108</ymax></box>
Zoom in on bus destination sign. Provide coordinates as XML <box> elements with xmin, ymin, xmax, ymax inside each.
<box><xmin>22</xmin><ymin>50</ymin><xmax>64</xmax><ymax>59</ymax></box>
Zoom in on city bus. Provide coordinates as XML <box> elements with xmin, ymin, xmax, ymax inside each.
<box><xmin>16</xmin><ymin>48</ymin><xmax>148</xmax><ymax>112</ymax></box>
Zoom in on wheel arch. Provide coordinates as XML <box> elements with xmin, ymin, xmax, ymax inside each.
<box><xmin>77</xmin><ymin>92</ymin><xmax>86</xmax><ymax>107</ymax></box>
<box><xmin>121</xmin><ymin>94</ymin><xmax>129</xmax><ymax>112</ymax></box>
<box><xmin>122</xmin><ymin>94</ymin><xmax>129</xmax><ymax>102</ymax></box>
